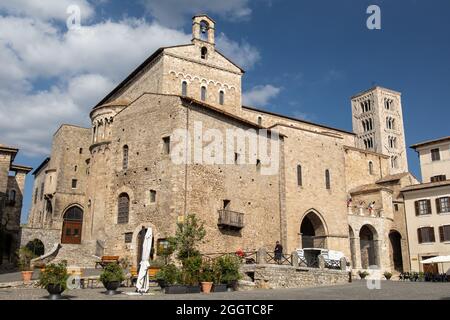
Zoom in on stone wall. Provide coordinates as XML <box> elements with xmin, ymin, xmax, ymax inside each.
<box><xmin>241</xmin><ymin>264</ymin><xmax>349</xmax><ymax>289</ymax></box>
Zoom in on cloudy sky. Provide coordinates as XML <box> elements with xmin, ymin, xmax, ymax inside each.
<box><xmin>1</xmin><ymin>0</ymin><xmax>450</xmax><ymax>221</ymax></box>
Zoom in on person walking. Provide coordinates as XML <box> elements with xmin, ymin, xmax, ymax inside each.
<box><xmin>274</xmin><ymin>241</ymin><xmax>283</xmax><ymax>264</ymax></box>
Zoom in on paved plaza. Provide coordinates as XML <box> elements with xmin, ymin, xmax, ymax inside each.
<box><xmin>0</xmin><ymin>280</ymin><xmax>449</xmax><ymax>300</ymax></box>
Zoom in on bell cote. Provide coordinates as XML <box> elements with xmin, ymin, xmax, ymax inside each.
<box><xmin>192</xmin><ymin>14</ymin><xmax>215</xmax><ymax>46</ymax></box>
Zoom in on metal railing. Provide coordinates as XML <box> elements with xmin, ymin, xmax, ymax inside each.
<box><xmin>217</xmin><ymin>209</ymin><xmax>244</xmax><ymax>229</ymax></box>
<box><xmin>266</xmin><ymin>252</ymin><xmax>292</xmax><ymax>266</ymax></box>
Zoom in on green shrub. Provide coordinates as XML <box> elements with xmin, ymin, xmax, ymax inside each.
<box><xmin>214</xmin><ymin>254</ymin><xmax>242</xmax><ymax>284</ymax></box>
<box><xmin>168</xmin><ymin>214</ymin><xmax>206</xmax><ymax>260</ymax></box>
<box><xmin>17</xmin><ymin>247</ymin><xmax>37</xmax><ymax>271</ymax></box>
<box><xmin>99</xmin><ymin>263</ymin><xmax>125</xmax><ymax>284</ymax></box>
<box><xmin>39</xmin><ymin>261</ymin><xmax>69</xmax><ymax>290</ymax></box>
<box><xmin>150</xmin><ymin>257</ymin><xmax>166</xmax><ymax>268</ymax></box>
<box><xmin>156</xmin><ymin>264</ymin><xmax>181</xmax><ymax>285</ymax></box>
<box><xmin>181</xmin><ymin>255</ymin><xmax>202</xmax><ymax>285</ymax></box>
<box><xmin>383</xmin><ymin>271</ymin><xmax>392</xmax><ymax>280</ymax></box>
<box><xmin>200</xmin><ymin>260</ymin><xmax>214</xmax><ymax>283</ymax></box>
<box><xmin>358</xmin><ymin>270</ymin><xmax>369</xmax><ymax>279</ymax></box>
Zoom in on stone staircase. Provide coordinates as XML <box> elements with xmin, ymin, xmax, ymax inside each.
<box><xmin>51</xmin><ymin>242</ymin><xmax>100</xmax><ymax>268</ymax></box>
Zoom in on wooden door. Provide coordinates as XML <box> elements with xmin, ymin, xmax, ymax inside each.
<box><xmin>61</xmin><ymin>221</ymin><xmax>82</xmax><ymax>244</ymax></box>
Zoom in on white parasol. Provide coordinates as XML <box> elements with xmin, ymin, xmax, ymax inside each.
<box><xmin>136</xmin><ymin>227</ymin><xmax>153</xmax><ymax>293</ymax></box>
<box><xmin>420</xmin><ymin>255</ymin><xmax>450</xmax><ymax>264</ymax></box>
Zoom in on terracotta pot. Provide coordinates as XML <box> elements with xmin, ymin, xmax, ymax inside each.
<box><xmin>21</xmin><ymin>271</ymin><xmax>33</xmax><ymax>283</ymax></box>
<box><xmin>201</xmin><ymin>282</ymin><xmax>213</xmax><ymax>294</ymax></box>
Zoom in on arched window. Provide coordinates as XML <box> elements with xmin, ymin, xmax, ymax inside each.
<box><xmin>200</xmin><ymin>20</ymin><xmax>209</xmax><ymax>41</ymax></box>
<box><xmin>201</xmin><ymin>86</ymin><xmax>207</xmax><ymax>101</ymax></box>
<box><xmin>201</xmin><ymin>46</ymin><xmax>208</xmax><ymax>59</ymax></box>
<box><xmin>181</xmin><ymin>81</ymin><xmax>187</xmax><ymax>96</ymax></box>
<box><xmin>257</xmin><ymin>116</ymin><xmax>262</xmax><ymax>126</ymax></box>
<box><xmin>297</xmin><ymin>165</ymin><xmax>303</xmax><ymax>186</ymax></box>
<box><xmin>325</xmin><ymin>169</ymin><xmax>331</xmax><ymax>190</ymax></box>
<box><xmin>9</xmin><ymin>190</ymin><xmax>16</xmax><ymax>202</ymax></box>
<box><xmin>369</xmin><ymin>118</ymin><xmax>373</xmax><ymax>130</ymax></box>
<box><xmin>362</xmin><ymin>121</ymin><xmax>366</xmax><ymax>132</ymax></box>
<box><xmin>360</xmin><ymin>103</ymin><xmax>365</xmax><ymax>113</ymax></box>
<box><xmin>369</xmin><ymin>161</ymin><xmax>374</xmax><ymax>175</ymax></box>
<box><xmin>122</xmin><ymin>145</ymin><xmax>129</xmax><ymax>170</ymax></box>
<box><xmin>364</xmin><ymin>139</ymin><xmax>368</xmax><ymax>149</ymax></box>
<box><xmin>219</xmin><ymin>90</ymin><xmax>224</xmax><ymax>105</ymax></box>
<box><xmin>118</xmin><ymin>193</ymin><xmax>130</xmax><ymax>224</ymax></box>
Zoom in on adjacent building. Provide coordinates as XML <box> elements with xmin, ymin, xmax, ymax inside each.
<box><xmin>402</xmin><ymin>137</ymin><xmax>450</xmax><ymax>273</ymax></box>
<box><xmin>22</xmin><ymin>15</ymin><xmax>416</xmax><ymax>275</ymax></box>
<box><xmin>0</xmin><ymin>144</ymin><xmax>32</xmax><ymax>267</ymax></box>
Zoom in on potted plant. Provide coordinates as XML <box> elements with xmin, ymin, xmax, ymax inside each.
<box><xmin>38</xmin><ymin>261</ymin><xmax>69</xmax><ymax>300</ymax></box>
<box><xmin>358</xmin><ymin>270</ymin><xmax>369</xmax><ymax>279</ymax></box>
<box><xmin>182</xmin><ymin>255</ymin><xmax>202</xmax><ymax>293</ymax></box>
<box><xmin>17</xmin><ymin>247</ymin><xmax>37</xmax><ymax>283</ymax></box>
<box><xmin>215</xmin><ymin>254</ymin><xmax>242</xmax><ymax>291</ymax></box>
<box><xmin>99</xmin><ymin>263</ymin><xmax>125</xmax><ymax>295</ymax></box>
<box><xmin>383</xmin><ymin>271</ymin><xmax>392</xmax><ymax>280</ymax></box>
<box><xmin>200</xmin><ymin>260</ymin><xmax>214</xmax><ymax>293</ymax></box>
<box><xmin>157</xmin><ymin>264</ymin><xmax>186</xmax><ymax>294</ymax></box>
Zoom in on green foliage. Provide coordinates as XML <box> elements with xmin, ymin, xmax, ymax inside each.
<box><xmin>358</xmin><ymin>270</ymin><xmax>370</xmax><ymax>279</ymax></box>
<box><xmin>99</xmin><ymin>263</ymin><xmax>125</xmax><ymax>284</ymax></box>
<box><xmin>150</xmin><ymin>257</ymin><xmax>166</xmax><ymax>268</ymax></box>
<box><xmin>213</xmin><ymin>254</ymin><xmax>242</xmax><ymax>284</ymax></box>
<box><xmin>181</xmin><ymin>255</ymin><xmax>202</xmax><ymax>285</ymax></box>
<box><xmin>17</xmin><ymin>246</ymin><xmax>37</xmax><ymax>271</ymax></box>
<box><xmin>156</xmin><ymin>264</ymin><xmax>181</xmax><ymax>285</ymax></box>
<box><xmin>383</xmin><ymin>271</ymin><xmax>392</xmax><ymax>280</ymax></box>
<box><xmin>38</xmin><ymin>261</ymin><xmax>69</xmax><ymax>290</ymax></box>
<box><xmin>168</xmin><ymin>214</ymin><xmax>206</xmax><ymax>260</ymax></box>
<box><xmin>200</xmin><ymin>260</ymin><xmax>214</xmax><ymax>283</ymax></box>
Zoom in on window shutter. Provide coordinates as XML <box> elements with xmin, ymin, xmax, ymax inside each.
<box><xmin>414</xmin><ymin>201</ymin><xmax>420</xmax><ymax>216</ymax></box>
<box><xmin>436</xmin><ymin>198</ymin><xmax>441</xmax><ymax>214</ymax></box>
<box><xmin>426</xmin><ymin>200</ymin><xmax>432</xmax><ymax>214</ymax></box>
<box><xmin>417</xmin><ymin>228</ymin><xmax>422</xmax><ymax>244</ymax></box>
<box><xmin>439</xmin><ymin>226</ymin><xmax>445</xmax><ymax>242</ymax></box>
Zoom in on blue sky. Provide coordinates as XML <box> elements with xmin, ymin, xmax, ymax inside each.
<box><xmin>1</xmin><ymin>0</ymin><xmax>449</xmax><ymax>222</ymax></box>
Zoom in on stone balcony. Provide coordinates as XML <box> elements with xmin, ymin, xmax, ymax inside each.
<box><xmin>347</xmin><ymin>205</ymin><xmax>383</xmax><ymax>218</ymax></box>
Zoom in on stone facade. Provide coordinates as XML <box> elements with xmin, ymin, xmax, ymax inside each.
<box><xmin>0</xmin><ymin>144</ymin><xmax>32</xmax><ymax>266</ymax></box>
<box><xmin>23</xmin><ymin>15</ymin><xmax>416</xmax><ymax>275</ymax></box>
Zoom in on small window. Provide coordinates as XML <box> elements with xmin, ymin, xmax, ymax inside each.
<box><xmin>297</xmin><ymin>165</ymin><xmax>302</xmax><ymax>186</ymax></box>
<box><xmin>223</xmin><ymin>200</ymin><xmax>231</xmax><ymax>210</ymax></box>
<box><xmin>122</xmin><ymin>145</ymin><xmax>129</xmax><ymax>170</ymax></box>
<box><xmin>150</xmin><ymin>190</ymin><xmax>156</xmax><ymax>203</ymax></box>
<box><xmin>431</xmin><ymin>148</ymin><xmax>441</xmax><ymax>161</ymax></box>
<box><xmin>325</xmin><ymin>169</ymin><xmax>331</xmax><ymax>190</ymax></box>
<box><xmin>124</xmin><ymin>232</ymin><xmax>133</xmax><ymax>243</ymax></box>
<box><xmin>201</xmin><ymin>46</ymin><xmax>208</xmax><ymax>59</ymax></box>
<box><xmin>369</xmin><ymin>161</ymin><xmax>374</xmax><ymax>175</ymax></box>
<box><xmin>181</xmin><ymin>81</ymin><xmax>187</xmax><ymax>96</ymax></box>
<box><xmin>414</xmin><ymin>199</ymin><xmax>432</xmax><ymax>216</ymax></box>
<box><xmin>71</xmin><ymin>179</ymin><xmax>78</xmax><ymax>189</ymax></box>
<box><xmin>439</xmin><ymin>225</ymin><xmax>450</xmax><ymax>242</ymax></box>
<box><xmin>157</xmin><ymin>239</ymin><xmax>170</xmax><ymax>255</ymax></box>
<box><xmin>219</xmin><ymin>90</ymin><xmax>224</xmax><ymax>105</ymax></box>
<box><xmin>9</xmin><ymin>190</ymin><xmax>16</xmax><ymax>202</ymax></box>
<box><xmin>417</xmin><ymin>227</ymin><xmax>435</xmax><ymax>244</ymax></box>
<box><xmin>201</xmin><ymin>86</ymin><xmax>207</xmax><ymax>102</ymax></box>
<box><xmin>234</xmin><ymin>152</ymin><xmax>240</xmax><ymax>164</ymax></box>
<box><xmin>79</xmin><ymin>148</ymin><xmax>83</xmax><ymax>154</ymax></box>
<box><xmin>394</xmin><ymin>204</ymin><xmax>399</xmax><ymax>211</ymax></box>
<box><xmin>118</xmin><ymin>193</ymin><xmax>130</xmax><ymax>224</ymax></box>
<box><xmin>256</xmin><ymin>159</ymin><xmax>261</xmax><ymax>172</ymax></box>
<box><xmin>436</xmin><ymin>197</ymin><xmax>450</xmax><ymax>214</ymax></box>
<box><xmin>163</xmin><ymin>136</ymin><xmax>171</xmax><ymax>155</ymax></box>
<box><xmin>257</xmin><ymin>116</ymin><xmax>262</xmax><ymax>126</ymax></box>
<box><xmin>74</xmin><ymin>165</ymin><xmax>78</xmax><ymax>172</ymax></box>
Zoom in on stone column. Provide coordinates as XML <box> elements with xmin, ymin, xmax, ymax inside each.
<box><xmin>340</xmin><ymin>257</ymin><xmax>347</xmax><ymax>271</ymax></box>
<box><xmin>257</xmin><ymin>248</ymin><xmax>267</xmax><ymax>264</ymax></box>
<box><xmin>291</xmin><ymin>251</ymin><xmax>299</xmax><ymax>267</ymax></box>
<box><xmin>353</xmin><ymin>236</ymin><xmax>362</xmax><ymax>269</ymax></box>
<box><xmin>298</xmin><ymin>233</ymin><xmax>303</xmax><ymax>249</ymax></box>
<box><xmin>318</xmin><ymin>254</ymin><xmax>325</xmax><ymax>269</ymax></box>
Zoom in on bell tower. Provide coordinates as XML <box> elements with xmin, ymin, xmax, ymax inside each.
<box><xmin>192</xmin><ymin>14</ymin><xmax>215</xmax><ymax>46</ymax></box>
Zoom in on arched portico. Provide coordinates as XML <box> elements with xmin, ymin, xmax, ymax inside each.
<box><xmin>299</xmin><ymin>210</ymin><xmax>328</xmax><ymax>249</ymax></box>
<box><xmin>359</xmin><ymin>224</ymin><xmax>380</xmax><ymax>269</ymax></box>
<box><xmin>389</xmin><ymin>230</ymin><xmax>404</xmax><ymax>272</ymax></box>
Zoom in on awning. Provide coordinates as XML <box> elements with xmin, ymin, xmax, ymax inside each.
<box><xmin>420</xmin><ymin>255</ymin><xmax>450</xmax><ymax>264</ymax></box>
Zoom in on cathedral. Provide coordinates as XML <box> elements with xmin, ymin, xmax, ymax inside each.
<box><xmin>22</xmin><ymin>15</ymin><xmax>418</xmax><ymax>274</ymax></box>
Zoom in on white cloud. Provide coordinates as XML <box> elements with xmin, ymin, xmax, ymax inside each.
<box><xmin>141</xmin><ymin>0</ymin><xmax>252</xmax><ymax>27</ymax></box>
<box><xmin>0</xmin><ymin>0</ymin><xmax>94</xmax><ymax>21</ymax></box>
<box><xmin>243</xmin><ymin>85</ymin><xmax>281</xmax><ymax>106</ymax></box>
<box><xmin>216</xmin><ymin>33</ymin><xmax>260</xmax><ymax>70</ymax></box>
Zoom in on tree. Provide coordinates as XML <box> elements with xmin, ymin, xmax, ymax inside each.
<box><xmin>169</xmin><ymin>214</ymin><xmax>206</xmax><ymax>260</ymax></box>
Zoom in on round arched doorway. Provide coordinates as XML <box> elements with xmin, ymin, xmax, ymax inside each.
<box><xmin>61</xmin><ymin>206</ymin><xmax>83</xmax><ymax>244</ymax></box>
<box><xmin>389</xmin><ymin>230</ymin><xmax>403</xmax><ymax>272</ymax></box>
<box><xmin>359</xmin><ymin>225</ymin><xmax>379</xmax><ymax>269</ymax></box>
<box><xmin>300</xmin><ymin>211</ymin><xmax>327</xmax><ymax>249</ymax></box>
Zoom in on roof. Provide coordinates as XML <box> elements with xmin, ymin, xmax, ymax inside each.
<box><xmin>343</xmin><ymin>145</ymin><xmax>389</xmax><ymax>158</ymax></box>
<box><xmin>192</xmin><ymin>14</ymin><xmax>216</xmax><ymax>24</ymax></box>
<box><xmin>349</xmin><ymin>183</ymin><xmax>393</xmax><ymax>195</ymax></box>
<box><xmin>242</xmin><ymin>105</ymin><xmax>355</xmax><ymax>136</ymax></box>
<box><xmin>10</xmin><ymin>164</ymin><xmax>33</xmax><ymax>173</ymax></box>
<box><xmin>32</xmin><ymin>157</ymin><xmax>50</xmax><ymax>176</ymax></box>
<box><xmin>376</xmin><ymin>172</ymin><xmax>410</xmax><ymax>184</ymax></box>
<box><xmin>181</xmin><ymin>96</ymin><xmax>285</xmax><ymax>137</ymax></box>
<box><xmin>351</xmin><ymin>86</ymin><xmax>401</xmax><ymax>99</ymax></box>
<box><xmin>410</xmin><ymin>136</ymin><xmax>450</xmax><ymax>149</ymax></box>
<box><xmin>401</xmin><ymin>179</ymin><xmax>450</xmax><ymax>193</ymax></box>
